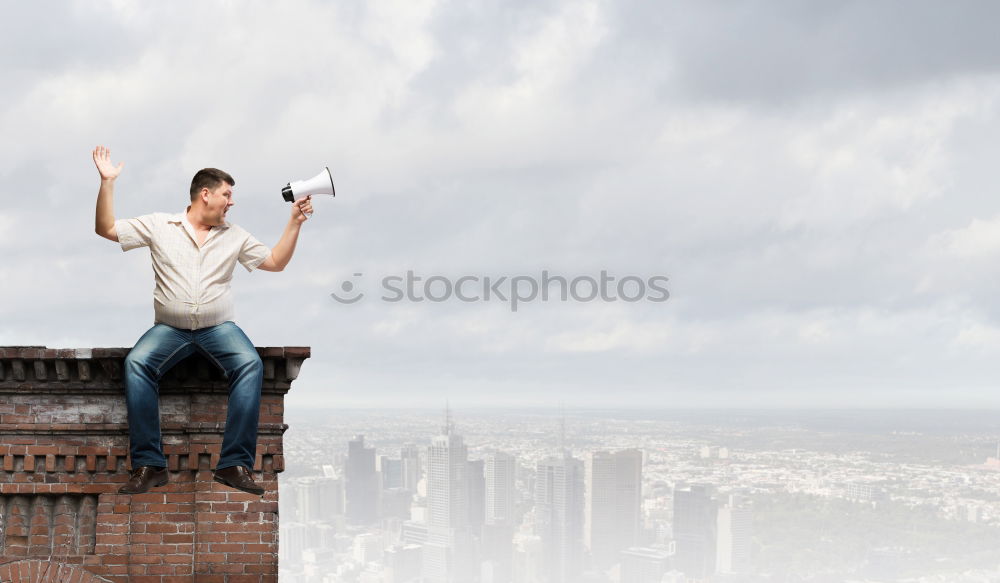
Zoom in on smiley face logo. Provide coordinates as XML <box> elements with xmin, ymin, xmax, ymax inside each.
<box><xmin>330</xmin><ymin>272</ymin><xmax>365</xmax><ymax>304</ymax></box>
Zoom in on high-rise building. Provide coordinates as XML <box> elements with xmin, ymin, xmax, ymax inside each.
<box><xmin>402</xmin><ymin>443</ymin><xmax>422</xmax><ymax>492</ymax></box>
<box><xmin>586</xmin><ymin>449</ymin><xmax>643</xmax><ymax>569</ymax></box>
<box><xmin>385</xmin><ymin>544</ymin><xmax>424</xmax><ymax>583</ymax></box>
<box><xmin>382</xmin><ymin>455</ymin><xmax>405</xmax><ymax>489</ymax></box>
<box><xmin>382</xmin><ymin>487</ymin><xmax>416</xmax><ymax>521</ymax></box>
<box><xmin>512</xmin><ymin>533</ymin><xmax>544</xmax><ymax>583</ymax></box>
<box><xmin>316</xmin><ymin>476</ymin><xmax>345</xmax><ymax>521</ymax></box>
<box><xmin>535</xmin><ymin>454</ymin><xmax>585</xmax><ymax>583</ymax></box>
<box><xmin>280</xmin><ymin>521</ymin><xmax>309</xmax><ymax>564</ymax></box>
<box><xmin>486</xmin><ymin>452</ymin><xmax>517</xmax><ymax>527</ymax></box>
<box><xmin>280</xmin><ymin>479</ymin><xmax>300</xmax><ymax>521</ymax></box>
<box><xmin>716</xmin><ymin>494</ymin><xmax>752</xmax><ymax>574</ymax></box>
<box><xmin>672</xmin><ymin>483</ymin><xmax>718</xmax><ymax>578</ymax></box>
<box><xmin>483</xmin><ymin>451</ymin><xmax>518</xmax><ymax>583</ymax></box>
<box><xmin>346</xmin><ymin>435</ymin><xmax>378</xmax><ymax>525</ymax></box>
<box><xmin>619</xmin><ymin>547</ymin><xmax>671</xmax><ymax>583</ymax></box>
<box><xmin>468</xmin><ymin>459</ymin><xmax>486</xmax><ymax>529</ymax></box>
<box><xmin>354</xmin><ymin>532</ymin><xmax>384</xmax><ymax>565</ymax></box>
<box><xmin>295</xmin><ymin>477</ymin><xmax>320</xmax><ymax>523</ymax></box>
<box><xmin>423</xmin><ymin>412</ymin><xmax>475</xmax><ymax>583</ymax></box>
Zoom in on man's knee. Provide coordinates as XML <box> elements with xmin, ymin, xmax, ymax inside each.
<box><xmin>124</xmin><ymin>348</ymin><xmax>154</xmax><ymax>377</ymax></box>
<box><xmin>234</xmin><ymin>351</ymin><xmax>264</xmax><ymax>378</ymax></box>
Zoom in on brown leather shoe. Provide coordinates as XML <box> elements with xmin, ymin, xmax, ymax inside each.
<box><xmin>213</xmin><ymin>465</ymin><xmax>265</xmax><ymax>495</ymax></box>
<box><xmin>119</xmin><ymin>466</ymin><xmax>169</xmax><ymax>494</ymax></box>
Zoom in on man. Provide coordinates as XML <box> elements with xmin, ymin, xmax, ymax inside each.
<box><xmin>93</xmin><ymin>145</ymin><xmax>313</xmax><ymax>495</ymax></box>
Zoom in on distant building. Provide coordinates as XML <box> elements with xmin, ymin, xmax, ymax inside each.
<box><xmin>586</xmin><ymin>449</ymin><xmax>643</xmax><ymax>569</ymax></box>
<box><xmin>346</xmin><ymin>435</ymin><xmax>378</xmax><ymax>525</ymax></box>
<box><xmin>673</xmin><ymin>483</ymin><xmax>717</xmax><ymax>578</ymax></box>
<box><xmin>469</xmin><ymin>458</ymin><xmax>486</xmax><ymax>529</ymax></box>
<box><xmin>423</xmin><ymin>414</ymin><xmax>475</xmax><ymax>583</ymax></box>
<box><xmin>401</xmin><ymin>521</ymin><xmax>429</xmax><ymax>546</ymax></box>
<box><xmin>716</xmin><ymin>494</ymin><xmax>752</xmax><ymax>574</ymax></box>
<box><xmin>295</xmin><ymin>477</ymin><xmax>321</xmax><ymax>522</ymax></box>
<box><xmin>354</xmin><ymin>532</ymin><xmax>384</xmax><ymax>564</ymax></box>
<box><xmin>280</xmin><ymin>521</ymin><xmax>309</xmax><ymax>564</ymax></box>
<box><xmin>512</xmin><ymin>533</ymin><xmax>544</xmax><ymax>583</ymax></box>
<box><xmin>382</xmin><ymin>487</ymin><xmax>415</xmax><ymax>521</ymax></box>
<box><xmin>846</xmin><ymin>482</ymin><xmax>886</xmax><ymax>502</ymax></box>
<box><xmin>486</xmin><ymin>451</ymin><xmax>518</xmax><ymax>526</ymax></box>
<box><xmin>536</xmin><ymin>453</ymin><xmax>585</xmax><ymax>583</ymax></box>
<box><xmin>619</xmin><ymin>547</ymin><xmax>671</xmax><ymax>583</ymax></box>
<box><xmin>484</xmin><ymin>451</ymin><xmax>518</xmax><ymax>583</ymax></box>
<box><xmin>316</xmin><ymin>476</ymin><xmax>345</xmax><ymax>521</ymax></box>
<box><xmin>382</xmin><ymin>455</ymin><xmax>405</xmax><ymax>489</ymax></box>
<box><xmin>385</xmin><ymin>544</ymin><xmax>424</xmax><ymax>583</ymax></box>
<box><xmin>699</xmin><ymin>446</ymin><xmax>730</xmax><ymax>459</ymax></box>
<box><xmin>402</xmin><ymin>443</ymin><xmax>422</xmax><ymax>492</ymax></box>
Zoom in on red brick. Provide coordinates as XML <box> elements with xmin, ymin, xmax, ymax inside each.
<box><xmin>0</xmin><ymin>345</ymin><xmax>305</xmax><ymax>581</ymax></box>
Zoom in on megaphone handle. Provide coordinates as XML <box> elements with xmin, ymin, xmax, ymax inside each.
<box><xmin>297</xmin><ymin>196</ymin><xmax>313</xmax><ymax>219</ymax></box>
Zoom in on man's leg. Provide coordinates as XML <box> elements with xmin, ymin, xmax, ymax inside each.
<box><xmin>123</xmin><ymin>324</ymin><xmax>196</xmax><ymax>468</ymax></box>
<box><xmin>195</xmin><ymin>321</ymin><xmax>263</xmax><ymax>471</ymax></box>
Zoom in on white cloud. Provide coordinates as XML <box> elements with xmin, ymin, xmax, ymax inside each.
<box><xmin>4</xmin><ymin>2</ymin><xmax>1000</xmax><ymax>407</ymax></box>
<box><xmin>929</xmin><ymin>214</ymin><xmax>1000</xmax><ymax>259</ymax></box>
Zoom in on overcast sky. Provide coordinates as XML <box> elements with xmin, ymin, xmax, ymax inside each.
<box><xmin>3</xmin><ymin>1</ymin><xmax>1000</xmax><ymax>409</ymax></box>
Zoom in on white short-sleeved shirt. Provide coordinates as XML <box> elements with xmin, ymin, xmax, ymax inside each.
<box><xmin>115</xmin><ymin>211</ymin><xmax>271</xmax><ymax>330</ymax></box>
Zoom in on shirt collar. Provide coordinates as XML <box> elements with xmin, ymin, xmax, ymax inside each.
<box><xmin>166</xmin><ymin>210</ymin><xmax>231</xmax><ymax>230</ymax></box>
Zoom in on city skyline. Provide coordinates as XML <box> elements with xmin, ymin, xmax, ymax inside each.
<box><xmin>276</xmin><ymin>407</ymin><xmax>1000</xmax><ymax>582</ymax></box>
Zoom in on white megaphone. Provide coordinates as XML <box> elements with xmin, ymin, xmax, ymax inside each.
<box><xmin>282</xmin><ymin>167</ymin><xmax>336</xmax><ymax>202</ymax></box>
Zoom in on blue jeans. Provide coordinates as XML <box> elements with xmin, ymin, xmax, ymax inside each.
<box><xmin>124</xmin><ymin>321</ymin><xmax>263</xmax><ymax>471</ymax></box>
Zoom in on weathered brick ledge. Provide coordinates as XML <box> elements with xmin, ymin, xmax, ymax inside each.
<box><xmin>0</xmin><ymin>346</ymin><xmax>310</xmax><ymax>583</ymax></box>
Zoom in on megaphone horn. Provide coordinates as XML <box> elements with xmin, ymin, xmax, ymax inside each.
<box><xmin>282</xmin><ymin>167</ymin><xmax>336</xmax><ymax>202</ymax></box>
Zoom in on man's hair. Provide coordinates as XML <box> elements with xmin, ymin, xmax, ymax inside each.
<box><xmin>190</xmin><ymin>168</ymin><xmax>235</xmax><ymax>201</ymax></box>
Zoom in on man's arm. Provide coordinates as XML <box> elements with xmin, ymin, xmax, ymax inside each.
<box><xmin>93</xmin><ymin>145</ymin><xmax>124</xmax><ymax>242</ymax></box>
<box><xmin>257</xmin><ymin>196</ymin><xmax>313</xmax><ymax>272</ymax></box>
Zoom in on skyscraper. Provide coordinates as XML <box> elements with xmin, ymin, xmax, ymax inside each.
<box><xmin>485</xmin><ymin>451</ymin><xmax>517</xmax><ymax>527</ymax></box>
<box><xmin>512</xmin><ymin>533</ymin><xmax>544</xmax><ymax>583</ymax></box>
<box><xmin>423</xmin><ymin>411</ymin><xmax>475</xmax><ymax>583</ymax></box>
<box><xmin>295</xmin><ymin>477</ymin><xmax>320</xmax><ymax>523</ymax></box>
<box><xmin>716</xmin><ymin>494</ymin><xmax>752</xmax><ymax>574</ymax></box>
<box><xmin>468</xmin><ymin>459</ymin><xmax>486</xmax><ymax>529</ymax></box>
<box><xmin>385</xmin><ymin>544</ymin><xmax>423</xmax><ymax>583</ymax></box>
<box><xmin>483</xmin><ymin>452</ymin><xmax>518</xmax><ymax>583</ymax></box>
<box><xmin>382</xmin><ymin>455</ymin><xmax>405</xmax><ymax>489</ymax></box>
<box><xmin>672</xmin><ymin>483</ymin><xmax>718</xmax><ymax>578</ymax></box>
<box><xmin>316</xmin><ymin>476</ymin><xmax>344</xmax><ymax>521</ymax></box>
<box><xmin>346</xmin><ymin>435</ymin><xmax>378</xmax><ymax>525</ymax></box>
<box><xmin>619</xmin><ymin>547</ymin><xmax>671</xmax><ymax>583</ymax></box>
<box><xmin>535</xmin><ymin>454</ymin><xmax>585</xmax><ymax>583</ymax></box>
<box><xmin>586</xmin><ymin>448</ymin><xmax>643</xmax><ymax>569</ymax></box>
<box><xmin>402</xmin><ymin>442</ymin><xmax>422</xmax><ymax>492</ymax></box>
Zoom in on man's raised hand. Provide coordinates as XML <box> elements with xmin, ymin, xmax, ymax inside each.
<box><xmin>92</xmin><ymin>145</ymin><xmax>124</xmax><ymax>181</ymax></box>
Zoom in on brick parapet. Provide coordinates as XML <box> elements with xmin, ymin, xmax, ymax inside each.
<box><xmin>0</xmin><ymin>346</ymin><xmax>309</xmax><ymax>583</ymax></box>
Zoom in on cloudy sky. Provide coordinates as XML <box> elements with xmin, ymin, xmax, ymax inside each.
<box><xmin>3</xmin><ymin>1</ymin><xmax>1000</xmax><ymax>410</ymax></box>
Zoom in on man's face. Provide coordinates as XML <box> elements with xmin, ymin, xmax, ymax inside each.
<box><xmin>202</xmin><ymin>182</ymin><xmax>234</xmax><ymax>225</ymax></box>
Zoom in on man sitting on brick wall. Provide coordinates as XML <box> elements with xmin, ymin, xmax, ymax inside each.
<box><xmin>92</xmin><ymin>145</ymin><xmax>313</xmax><ymax>496</ymax></box>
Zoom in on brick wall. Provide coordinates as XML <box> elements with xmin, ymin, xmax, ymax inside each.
<box><xmin>0</xmin><ymin>346</ymin><xmax>309</xmax><ymax>583</ymax></box>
